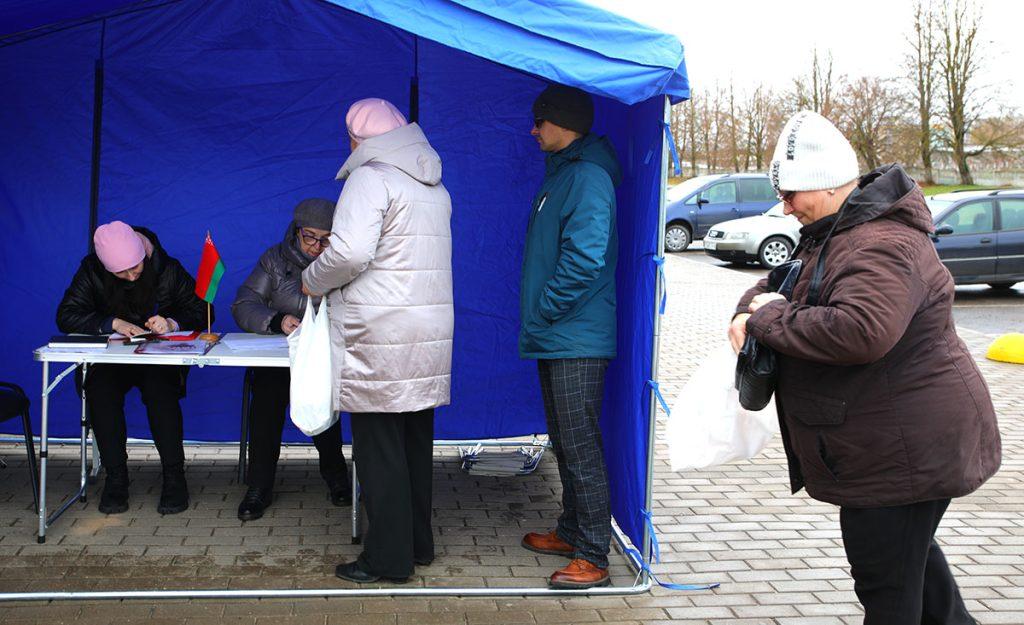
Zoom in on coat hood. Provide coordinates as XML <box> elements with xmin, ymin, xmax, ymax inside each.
<box><xmin>278</xmin><ymin>221</ymin><xmax>315</xmax><ymax>269</ymax></box>
<box><xmin>835</xmin><ymin>164</ymin><xmax>932</xmax><ymax>235</ymax></box>
<box><xmin>546</xmin><ymin>133</ymin><xmax>623</xmax><ymax>187</ymax></box>
<box><xmin>336</xmin><ymin>122</ymin><xmax>442</xmax><ymax>186</ymax></box>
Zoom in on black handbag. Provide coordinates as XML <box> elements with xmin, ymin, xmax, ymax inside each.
<box><xmin>735</xmin><ymin>259</ymin><xmax>802</xmax><ymax>410</ymax></box>
<box><xmin>734</xmin><ymin>207</ymin><xmax>845</xmax><ymax>410</ymax></box>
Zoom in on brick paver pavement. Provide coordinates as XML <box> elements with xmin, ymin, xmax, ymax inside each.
<box><xmin>0</xmin><ymin>254</ymin><xmax>1020</xmax><ymax>624</ymax></box>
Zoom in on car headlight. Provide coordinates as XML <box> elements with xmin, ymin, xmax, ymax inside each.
<box><xmin>725</xmin><ymin>232</ymin><xmax>748</xmax><ymax>240</ymax></box>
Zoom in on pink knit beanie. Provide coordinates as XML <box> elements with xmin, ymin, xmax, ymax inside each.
<box><xmin>94</xmin><ymin>221</ymin><xmax>146</xmax><ymax>273</ymax></box>
<box><xmin>345</xmin><ymin>98</ymin><xmax>408</xmax><ymax>142</ymax></box>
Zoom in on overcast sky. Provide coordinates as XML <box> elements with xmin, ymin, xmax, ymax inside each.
<box><xmin>585</xmin><ymin>0</ymin><xmax>1023</xmax><ymax>111</ymax></box>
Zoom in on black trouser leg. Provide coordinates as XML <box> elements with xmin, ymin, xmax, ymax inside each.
<box><xmin>840</xmin><ymin>499</ymin><xmax>975</xmax><ymax>625</ymax></box>
<box><xmin>312</xmin><ymin>419</ymin><xmax>348</xmax><ymax>484</ymax></box>
<box><xmin>245</xmin><ymin>367</ymin><xmax>291</xmax><ymax>489</ymax></box>
<box><xmin>538</xmin><ymin>360</ymin><xmax>581</xmax><ymax>548</ymax></box>
<box><xmin>83</xmin><ymin>364</ymin><xmax>134</xmax><ymax>470</ymax></box>
<box><xmin>138</xmin><ymin>366</ymin><xmax>186</xmax><ymax>470</ymax></box>
<box><xmin>539</xmin><ymin>358</ymin><xmax>611</xmax><ymax>569</ymax></box>
<box><xmin>351</xmin><ymin>409</ymin><xmax>434</xmax><ymax>578</ymax></box>
<box><xmin>405</xmin><ymin>410</ymin><xmax>434</xmax><ymax>563</ymax></box>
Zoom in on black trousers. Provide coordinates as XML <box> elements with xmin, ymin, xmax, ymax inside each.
<box><xmin>537</xmin><ymin>358</ymin><xmax>612</xmax><ymax>569</ymax></box>
<box><xmin>83</xmin><ymin>364</ymin><xmax>186</xmax><ymax>471</ymax></box>
<box><xmin>350</xmin><ymin>409</ymin><xmax>434</xmax><ymax>578</ymax></box>
<box><xmin>246</xmin><ymin>367</ymin><xmax>347</xmax><ymax>489</ymax></box>
<box><xmin>840</xmin><ymin>498</ymin><xmax>976</xmax><ymax>625</ymax></box>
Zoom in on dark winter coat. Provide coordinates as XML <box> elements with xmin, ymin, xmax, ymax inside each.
<box><xmin>736</xmin><ymin>164</ymin><xmax>1001</xmax><ymax>508</ymax></box>
<box><xmin>519</xmin><ymin>133</ymin><xmax>622</xmax><ymax>359</ymax></box>
<box><xmin>231</xmin><ymin>223</ymin><xmax>321</xmax><ymax>334</ymax></box>
<box><xmin>56</xmin><ymin>226</ymin><xmax>209</xmax><ymax>335</ymax></box>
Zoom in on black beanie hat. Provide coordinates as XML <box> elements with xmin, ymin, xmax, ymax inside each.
<box><xmin>292</xmin><ymin>198</ymin><xmax>336</xmax><ymax>231</ymax></box>
<box><xmin>533</xmin><ymin>84</ymin><xmax>594</xmax><ymax>135</ymax></box>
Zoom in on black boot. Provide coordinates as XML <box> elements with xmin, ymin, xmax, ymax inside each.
<box><xmin>157</xmin><ymin>466</ymin><xmax>189</xmax><ymax>515</ymax></box>
<box><xmin>98</xmin><ymin>465</ymin><xmax>130</xmax><ymax>514</ymax></box>
<box><xmin>237</xmin><ymin>486</ymin><xmax>273</xmax><ymax>521</ymax></box>
<box><xmin>326</xmin><ymin>474</ymin><xmax>352</xmax><ymax>507</ymax></box>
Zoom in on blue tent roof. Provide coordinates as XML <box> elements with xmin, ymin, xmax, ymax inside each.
<box><xmin>1</xmin><ymin>0</ymin><xmax>689</xmax><ymax>104</ymax></box>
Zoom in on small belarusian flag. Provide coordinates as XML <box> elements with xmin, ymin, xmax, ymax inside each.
<box><xmin>195</xmin><ymin>232</ymin><xmax>225</xmax><ymax>303</ymax></box>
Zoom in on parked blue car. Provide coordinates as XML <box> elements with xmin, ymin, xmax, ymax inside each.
<box><xmin>927</xmin><ymin>190</ymin><xmax>1024</xmax><ymax>288</ymax></box>
<box><xmin>664</xmin><ymin>173</ymin><xmax>778</xmax><ymax>252</ymax></box>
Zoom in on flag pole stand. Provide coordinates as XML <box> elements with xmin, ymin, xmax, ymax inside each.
<box><xmin>198</xmin><ymin>302</ymin><xmax>218</xmax><ymax>342</ymax></box>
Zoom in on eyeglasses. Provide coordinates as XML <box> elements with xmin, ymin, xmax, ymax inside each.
<box><xmin>533</xmin><ymin>117</ymin><xmax>546</xmax><ymax>129</ymax></box>
<box><xmin>777</xmin><ymin>190</ymin><xmax>796</xmax><ymax>204</ymax></box>
<box><xmin>299</xmin><ymin>228</ymin><xmax>331</xmax><ymax>248</ymax></box>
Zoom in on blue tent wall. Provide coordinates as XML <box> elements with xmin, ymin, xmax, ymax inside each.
<box><xmin>0</xmin><ymin>0</ymin><xmax>674</xmax><ymax>552</ymax></box>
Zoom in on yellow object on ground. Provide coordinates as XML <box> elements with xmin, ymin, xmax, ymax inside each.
<box><xmin>986</xmin><ymin>333</ymin><xmax>1024</xmax><ymax>364</ymax></box>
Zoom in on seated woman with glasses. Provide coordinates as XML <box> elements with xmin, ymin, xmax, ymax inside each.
<box><xmin>230</xmin><ymin>198</ymin><xmax>351</xmax><ymax>521</ymax></box>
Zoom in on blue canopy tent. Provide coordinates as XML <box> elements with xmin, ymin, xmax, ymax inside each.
<box><xmin>0</xmin><ymin>0</ymin><xmax>689</xmax><ymax>595</ymax></box>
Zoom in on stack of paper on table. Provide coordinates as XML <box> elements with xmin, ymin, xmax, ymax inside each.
<box><xmin>222</xmin><ymin>334</ymin><xmax>289</xmax><ymax>351</ymax></box>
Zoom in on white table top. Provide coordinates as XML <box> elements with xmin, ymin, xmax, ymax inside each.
<box><xmin>34</xmin><ymin>333</ymin><xmax>290</xmax><ymax>367</ymax></box>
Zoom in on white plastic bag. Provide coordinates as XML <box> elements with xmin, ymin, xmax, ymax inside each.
<box><xmin>667</xmin><ymin>343</ymin><xmax>778</xmax><ymax>472</ymax></box>
<box><xmin>288</xmin><ymin>297</ymin><xmax>337</xmax><ymax>436</ymax></box>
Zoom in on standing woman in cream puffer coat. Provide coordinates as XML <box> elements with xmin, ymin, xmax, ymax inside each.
<box><xmin>303</xmin><ymin>98</ymin><xmax>453</xmax><ymax>584</ymax></box>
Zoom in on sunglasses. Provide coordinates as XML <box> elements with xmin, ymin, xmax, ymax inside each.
<box><xmin>533</xmin><ymin>117</ymin><xmax>546</xmax><ymax>129</ymax></box>
<box><xmin>299</xmin><ymin>228</ymin><xmax>331</xmax><ymax>248</ymax></box>
<box><xmin>776</xmin><ymin>190</ymin><xmax>796</xmax><ymax>203</ymax></box>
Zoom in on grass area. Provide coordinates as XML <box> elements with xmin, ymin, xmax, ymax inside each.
<box><xmin>920</xmin><ymin>184</ymin><xmax>1001</xmax><ymax>196</ymax></box>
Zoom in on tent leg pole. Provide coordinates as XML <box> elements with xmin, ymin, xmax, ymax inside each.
<box><xmin>641</xmin><ymin>96</ymin><xmax>673</xmax><ymax>581</ymax></box>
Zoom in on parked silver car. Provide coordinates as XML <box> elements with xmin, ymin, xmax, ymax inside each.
<box><xmin>702</xmin><ymin>202</ymin><xmax>802</xmax><ymax>268</ymax></box>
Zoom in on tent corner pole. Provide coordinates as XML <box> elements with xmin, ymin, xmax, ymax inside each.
<box><xmin>641</xmin><ymin>95</ymin><xmax>672</xmax><ymax>582</ymax></box>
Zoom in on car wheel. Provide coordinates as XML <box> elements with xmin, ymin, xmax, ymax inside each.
<box><xmin>758</xmin><ymin>236</ymin><xmax>793</xmax><ymax>268</ymax></box>
<box><xmin>987</xmin><ymin>282</ymin><xmax>1017</xmax><ymax>289</ymax></box>
<box><xmin>665</xmin><ymin>223</ymin><xmax>691</xmax><ymax>253</ymax></box>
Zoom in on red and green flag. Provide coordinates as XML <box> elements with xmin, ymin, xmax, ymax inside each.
<box><xmin>195</xmin><ymin>233</ymin><xmax>225</xmax><ymax>303</ymax></box>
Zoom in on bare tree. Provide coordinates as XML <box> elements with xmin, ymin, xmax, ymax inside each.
<box><xmin>906</xmin><ymin>0</ymin><xmax>940</xmax><ymax>183</ymax></box>
<box><xmin>837</xmin><ymin>77</ymin><xmax>909</xmax><ymax>170</ymax></box>
<box><xmin>792</xmin><ymin>49</ymin><xmax>837</xmax><ymax>117</ymax></box>
<box><xmin>938</xmin><ymin>0</ymin><xmax>985</xmax><ymax>184</ymax></box>
<box><xmin>726</xmin><ymin>82</ymin><xmax>742</xmax><ymax>172</ymax></box>
<box><xmin>743</xmin><ymin>85</ymin><xmax>778</xmax><ymax>171</ymax></box>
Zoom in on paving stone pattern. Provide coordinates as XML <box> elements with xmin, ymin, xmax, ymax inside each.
<box><xmin>0</xmin><ymin>254</ymin><xmax>1020</xmax><ymax>623</ymax></box>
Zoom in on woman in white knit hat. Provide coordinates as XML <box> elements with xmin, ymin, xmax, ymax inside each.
<box><xmin>729</xmin><ymin>111</ymin><xmax>1000</xmax><ymax>625</ymax></box>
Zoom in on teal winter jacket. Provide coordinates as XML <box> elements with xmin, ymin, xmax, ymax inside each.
<box><xmin>519</xmin><ymin>133</ymin><xmax>621</xmax><ymax>359</ymax></box>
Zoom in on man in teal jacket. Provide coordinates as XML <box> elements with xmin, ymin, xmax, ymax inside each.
<box><xmin>518</xmin><ymin>84</ymin><xmax>621</xmax><ymax>589</ymax></box>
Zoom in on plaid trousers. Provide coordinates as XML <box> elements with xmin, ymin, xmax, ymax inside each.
<box><xmin>537</xmin><ymin>358</ymin><xmax>611</xmax><ymax>569</ymax></box>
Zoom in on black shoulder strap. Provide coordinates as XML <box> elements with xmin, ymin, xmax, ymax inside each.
<box><xmin>806</xmin><ymin>204</ymin><xmax>847</xmax><ymax>307</ymax></box>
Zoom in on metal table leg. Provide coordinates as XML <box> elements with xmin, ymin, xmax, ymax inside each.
<box><xmin>351</xmin><ymin>458</ymin><xmax>360</xmax><ymax>544</ymax></box>
<box><xmin>238</xmin><ymin>368</ymin><xmax>253</xmax><ymax>484</ymax></box>
<box><xmin>37</xmin><ymin>362</ymin><xmax>48</xmax><ymax>543</ymax></box>
<box><xmin>78</xmin><ymin>364</ymin><xmax>88</xmax><ymax>502</ymax></box>
<box><xmin>37</xmin><ymin>362</ymin><xmax>92</xmax><ymax>543</ymax></box>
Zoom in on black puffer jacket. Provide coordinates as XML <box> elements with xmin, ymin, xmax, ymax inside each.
<box><xmin>56</xmin><ymin>226</ymin><xmax>209</xmax><ymax>334</ymax></box>
<box><xmin>231</xmin><ymin>223</ymin><xmax>321</xmax><ymax>334</ymax></box>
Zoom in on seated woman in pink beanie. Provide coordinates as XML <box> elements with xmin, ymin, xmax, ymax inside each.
<box><xmin>56</xmin><ymin>221</ymin><xmax>209</xmax><ymax>515</ymax></box>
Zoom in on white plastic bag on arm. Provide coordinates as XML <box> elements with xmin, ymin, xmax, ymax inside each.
<box><xmin>667</xmin><ymin>342</ymin><xmax>778</xmax><ymax>472</ymax></box>
<box><xmin>288</xmin><ymin>297</ymin><xmax>337</xmax><ymax>436</ymax></box>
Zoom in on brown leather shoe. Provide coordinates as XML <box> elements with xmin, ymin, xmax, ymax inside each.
<box><xmin>549</xmin><ymin>558</ymin><xmax>610</xmax><ymax>589</ymax></box>
<box><xmin>521</xmin><ymin>530</ymin><xmax>574</xmax><ymax>557</ymax></box>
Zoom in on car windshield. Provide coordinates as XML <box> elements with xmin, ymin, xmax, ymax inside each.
<box><xmin>926</xmin><ymin>198</ymin><xmax>956</xmax><ymax>218</ymax></box>
<box><xmin>763</xmin><ymin>202</ymin><xmax>786</xmax><ymax>217</ymax></box>
<box><xmin>667</xmin><ymin>175</ymin><xmax>721</xmax><ymax>203</ymax></box>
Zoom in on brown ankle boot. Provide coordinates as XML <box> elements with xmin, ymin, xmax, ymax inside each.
<box><xmin>521</xmin><ymin>530</ymin><xmax>574</xmax><ymax>556</ymax></box>
<box><xmin>549</xmin><ymin>558</ymin><xmax>610</xmax><ymax>589</ymax></box>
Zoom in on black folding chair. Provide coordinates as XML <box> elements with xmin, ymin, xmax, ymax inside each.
<box><xmin>0</xmin><ymin>381</ymin><xmax>40</xmax><ymax>510</ymax></box>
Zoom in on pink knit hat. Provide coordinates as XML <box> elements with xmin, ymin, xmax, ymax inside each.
<box><xmin>345</xmin><ymin>98</ymin><xmax>408</xmax><ymax>142</ymax></box>
<box><xmin>94</xmin><ymin>221</ymin><xmax>146</xmax><ymax>273</ymax></box>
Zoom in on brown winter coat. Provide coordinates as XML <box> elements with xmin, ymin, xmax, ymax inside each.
<box><xmin>736</xmin><ymin>164</ymin><xmax>1001</xmax><ymax>508</ymax></box>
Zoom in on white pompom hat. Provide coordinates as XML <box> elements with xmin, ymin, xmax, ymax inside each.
<box><xmin>769</xmin><ymin>110</ymin><xmax>859</xmax><ymax>193</ymax></box>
